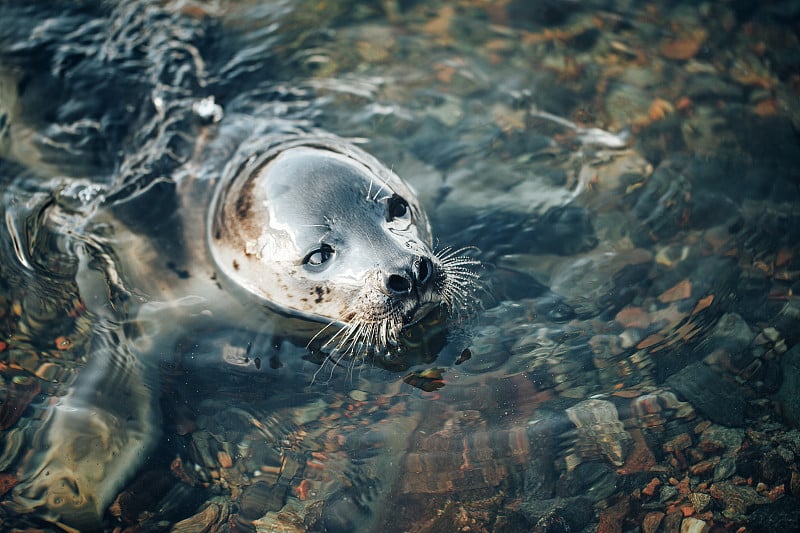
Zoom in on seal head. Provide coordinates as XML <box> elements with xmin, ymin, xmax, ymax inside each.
<box><xmin>209</xmin><ymin>138</ymin><xmax>476</xmax><ymax>355</ymax></box>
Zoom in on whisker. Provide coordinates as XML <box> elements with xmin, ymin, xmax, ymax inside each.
<box><xmin>434</xmin><ymin>245</ymin><xmax>480</xmax><ymax>262</ymax></box>
<box><xmin>372</xmin><ymin>183</ymin><xmax>386</xmax><ymax>201</ymax></box>
<box><xmin>433</xmin><ymin>245</ymin><xmax>486</xmax><ymax>322</ymax></box>
<box><xmin>307</xmin><ymin>318</ymin><xmax>342</xmax><ymax>349</ymax></box>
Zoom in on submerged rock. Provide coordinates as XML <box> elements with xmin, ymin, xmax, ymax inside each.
<box><xmin>520</xmin><ymin>496</ymin><xmax>595</xmax><ymax>532</ymax></box>
<box><xmin>666</xmin><ymin>362</ymin><xmax>748</xmax><ymax>427</ymax></box>
<box><xmin>698</xmin><ymin>425</ymin><xmax>745</xmax><ymax>452</ymax></box>
<box><xmin>680</xmin><ymin>516</ymin><xmax>710</xmax><ymax>533</ymax></box>
<box><xmin>747</xmin><ymin>496</ymin><xmax>800</xmax><ymax>533</ymax></box>
<box><xmin>709</xmin><ymin>481</ymin><xmax>769</xmax><ymax>518</ymax></box>
<box><xmin>777</xmin><ymin>345</ymin><xmax>800</xmax><ymax>428</ymax></box>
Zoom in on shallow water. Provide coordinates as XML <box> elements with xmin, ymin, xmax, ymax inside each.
<box><xmin>2</xmin><ymin>1</ymin><xmax>800</xmax><ymax>531</ymax></box>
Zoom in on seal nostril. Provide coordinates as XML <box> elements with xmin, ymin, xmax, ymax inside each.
<box><xmin>386</xmin><ymin>274</ymin><xmax>412</xmax><ymax>295</ymax></box>
<box><xmin>415</xmin><ymin>257</ymin><xmax>432</xmax><ymax>287</ymax></box>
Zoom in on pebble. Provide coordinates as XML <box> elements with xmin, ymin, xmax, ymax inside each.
<box><xmin>605</xmin><ymin>84</ymin><xmax>652</xmax><ymax>128</ymax></box>
<box><xmin>171</xmin><ymin>500</ymin><xmax>228</xmax><ymax>532</ymax></box>
<box><xmin>689</xmin><ymin>458</ymin><xmax>718</xmax><ymax>477</ymax></box>
<box><xmin>680</xmin><ymin>516</ymin><xmax>710</xmax><ymax>533</ymax></box>
<box><xmin>33</xmin><ymin>362</ymin><xmax>61</xmax><ymax>382</ymax></box>
<box><xmin>237</xmin><ymin>481</ymin><xmax>286</xmax><ymax>522</ymax></box>
<box><xmin>688</xmin><ymin>492</ymin><xmax>711</xmax><ymax>513</ymax></box>
<box><xmin>0</xmin><ymin>427</ymin><xmax>27</xmax><ymax>472</ymax></box>
<box><xmin>699</xmin><ymin>425</ymin><xmax>745</xmax><ymax>452</ymax></box>
<box><xmin>631</xmin><ymin>159</ymin><xmax>694</xmax><ymax>242</ymax></box>
<box><xmin>709</xmin><ymin>481</ymin><xmax>770</xmax><ymax>517</ymax></box>
<box><xmin>642</xmin><ymin>511</ymin><xmax>665</xmax><ymax>533</ymax></box>
<box><xmin>704</xmin><ymin>313</ymin><xmax>754</xmax><ymax>358</ymax></box>
<box><xmin>685</xmin><ymin>75</ymin><xmax>744</xmax><ymax>101</ymax></box>
<box><xmin>348</xmin><ymin>389</ymin><xmax>368</xmax><ymax>402</ymax></box>
<box><xmin>660</xmin><ymin>485</ymin><xmax>678</xmax><ymax>503</ymax></box>
<box><xmin>217</xmin><ymin>451</ymin><xmax>233</xmax><ymax>469</ymax></box>
<box><xmin>556</xmin><ymin>462</ymin><xmax>618</xmax><ymax>502</ymax></box>
<box><xmin>642</xmin><ymin>477</ymin><xmax>662</xmax><ymax>497</ymax></box>
<box><xmin>520</xmin><ymin>496</ymin><xmax>594</xmax><ymax>532</ymax></box>
<box><xmin>662</xmin><ymin>511</ymin><xmax>683</xmax><ymax>533</ymax></box>
<box><xmin>713</xmin><ymin>456</ymin><xmax>737</xmax><ymax>482</ymax></box>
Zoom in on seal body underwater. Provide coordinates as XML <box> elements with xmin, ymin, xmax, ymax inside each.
<box><xmin>5</xmin><ymin>119</ymin><xmax>481</xmax><ymax>531</ymax></box>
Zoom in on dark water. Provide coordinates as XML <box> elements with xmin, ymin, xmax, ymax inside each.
<box><xmin>2</xmin><ymin>1</ymin><xmax>800</xmax><ymax>532</ymax></box>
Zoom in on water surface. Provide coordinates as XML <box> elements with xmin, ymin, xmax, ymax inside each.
<box><xmin>1</xmin><ymin>1</ymin><xmax>799</xmax><ymax>531</ymax></box>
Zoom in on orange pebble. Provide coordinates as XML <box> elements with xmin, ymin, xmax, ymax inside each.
<box><xmin>293</xmin><ymin>479</ymin><xmax>312</xmax><ymax>500</ymax></box>
<box><xmin>643</xmin><ymin>477</ymin><xmax>662</xmax><ymax>497</ymax></box>
<box><xmin>217</xmin><ymin>451</ymin><xmax>233</xmax><ymax>469</ymax></box>
<box><xmin>55</xmin><ymin>336</ymin><xmax>73</xmax><ymax>350</ymax></box>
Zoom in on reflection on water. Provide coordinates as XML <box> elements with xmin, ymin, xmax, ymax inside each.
<box><xmin>2</xmin><ymin>0</ymin><xmax>800</xmax><ymax>531</ymax></box>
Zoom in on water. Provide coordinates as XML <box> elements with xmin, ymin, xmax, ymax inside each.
<box><xmin>2</xmin><ymin>1</ymin><xmax>800</xmax><ymax>531</ymax></box>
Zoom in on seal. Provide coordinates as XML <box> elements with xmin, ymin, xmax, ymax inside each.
<box><xmin>6</xmin><ymin>128</ymin><xmax>483</xmax><ymax>530</ymax></box>
<box><xmin>0</xmin><ymin>4</ymin><xmax>484</xmax><ymax>530</ymax></box>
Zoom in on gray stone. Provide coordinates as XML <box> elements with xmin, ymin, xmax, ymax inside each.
<box><xmin>685</xmin><ymin>75</ymin><xmax>744</xmax><ymax>101</ymax></box>
<box><xmin>667</xmin><ymin>362</ymin><xmax>747</xmax><ymax>427</ymax></box>
<box><xmin>705</xmin><ymin>313</ymin><xmax>755</xmax><ymax>359</ymax></box>
<box><xmin>519</xmin><ymin>496</ymin><xmax>594</xmax><ymax>532</ymax></box>
<box><xmin>660</xmin><ymin>485</ymin><xmax>678</xmax><ymax>503</ymax></box>
<box><xmin>711</xmin><ymin>481</ymin><xmax>769</xmax><ymax>516</ymax></box>
<box><xmin>713</xmin><ymin>456</ymin><xmax>736</xmax><ymax>482</ymax></box>
<box><xmin>777</xmin><ymin>344</ymin><xmax>800</xmax><ymax>428</ymax></box>
<box><xmin>700</xmin><ymin>425</ymin><xmax>745</xmax><ymax>451</ymax></box>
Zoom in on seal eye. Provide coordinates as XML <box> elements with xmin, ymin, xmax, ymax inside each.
<box><xmin>387</xmin><ymin>194</ymin><xmax>410</xmax><ymax>222</ymax></box>
<box><xmin>303</xmin><ymin>244</ymin><xmax>334</xmax><ymax>266</ymax></box>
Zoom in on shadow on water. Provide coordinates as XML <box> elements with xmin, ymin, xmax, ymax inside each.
<box><xmin>2</xmin><ymin>0</ymin><xmax>800</xmax><ymax>532</ymax></box>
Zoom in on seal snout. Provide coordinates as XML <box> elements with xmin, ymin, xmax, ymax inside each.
<box><xmin>384</xmin><ymin>256</ymin><xmax>433</xmax><ymax>296</ymax></box>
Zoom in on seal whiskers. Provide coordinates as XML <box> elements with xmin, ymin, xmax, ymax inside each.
<box><xmin>434</xmin><ymin>246</ymin><xmax>485</xmax><ymax>320</ymax></box>
<box><xmin>318</xmin><ymin>303</ymin><xmax>404</xmax><ymax>357</ymax></box>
